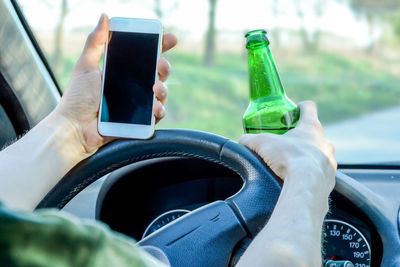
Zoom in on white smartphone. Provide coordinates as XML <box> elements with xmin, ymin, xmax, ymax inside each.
<box><xmin>98</xmin><ymin>17</ymin><xmax>162</xmax><ymax>139</ymax></box>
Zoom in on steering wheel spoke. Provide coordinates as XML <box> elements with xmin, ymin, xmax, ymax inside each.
<box><xmin>139</xmin><ymin>201</ymin><xmax>247</xmax><ymax>266</ymax></box>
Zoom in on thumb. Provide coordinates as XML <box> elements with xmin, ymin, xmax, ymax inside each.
<box><xmin>77</xmin><ymin>14</ymin><xmax>109</xmax><ymax>70</ymax></box>
<box><xmin>297</xmin><ymin>101</ymin><xmax>319</xmax><ymax>126</ymax></box>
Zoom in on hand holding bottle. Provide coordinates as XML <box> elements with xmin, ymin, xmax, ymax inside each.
<box><xmin>240</xmin><ymin>101</ymin><xmax>336</xmax><ymax>194</ymax></box>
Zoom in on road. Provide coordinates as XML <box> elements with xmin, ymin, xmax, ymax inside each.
<box><xmin>324</xmin><ymin>106</ymin><xmax>400</xmax><ymax>164</ymax></box>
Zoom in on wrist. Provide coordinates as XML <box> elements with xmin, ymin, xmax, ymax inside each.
<box><xmin>0</xmin><ymin>109</ymin><xmax>91</xmax><ymax>210</ymax></box>
<box><xmin>284</xmin><ymin>168</ymin><xmax>332</xmax><ymax>215</ymax></box>
<box><xmin>286</xmin><ymin>164</ymin><xmax>324</xmax><ymax>183</ymax></box>
<box><xmin>46</xmin><ymin>109</ymin><xmax>91</xmax><ymax>164</ymax></box>
<box><xmin>286</xmin><ymin>156</ymin><xmax>336</xmax><ymax>191</ymax></box>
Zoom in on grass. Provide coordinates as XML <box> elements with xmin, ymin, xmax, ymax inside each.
<box><xmin>57</xmin><ymin>50</ymin><xmax>400</xmax><ymax>141</ymax></box>
<box><xmin>157</xmin><ymin>50</ymin><xmax>400</xmax><ymax>140</ymax></box>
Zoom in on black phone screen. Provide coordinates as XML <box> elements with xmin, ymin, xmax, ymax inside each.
<box><xmin>100</xmin><ymin>31</ymin><xmax>159</xmax><ymax>125</ymax></box>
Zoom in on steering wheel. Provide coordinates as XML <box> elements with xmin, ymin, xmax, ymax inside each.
<box><xmin>36</xmin><ymin>129</ymin><xmax>281</xmax><ymax>266</ymax></box>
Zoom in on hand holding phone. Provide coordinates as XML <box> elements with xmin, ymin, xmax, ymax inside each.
<box><xmin>56</xmin><ymin>15</ymin><xmax>175</xmax><ymax>154</ymax></box>
<box><xmin>98</xmin><ymin>17</ymin><xmax>163</xmax><ymax>139</ymax></box>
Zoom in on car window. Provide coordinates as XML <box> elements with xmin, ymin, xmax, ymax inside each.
<box><xmin>0</xmin><ymin>104</ymin><xmax>17</xmax><ymax>148</ymax></box>
<box><xmin>15</xmin><ymin>0</ymin><xmax>400</xmax><ymax>164</ymax></box>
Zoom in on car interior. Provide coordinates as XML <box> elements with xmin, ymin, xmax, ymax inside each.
<box><xmin>1</xmin><ymin>0</ymin><xmax>400</xmax><ymax>266</ymax></box>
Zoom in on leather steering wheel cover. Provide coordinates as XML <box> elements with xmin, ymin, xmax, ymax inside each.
<box><xmin>36</xmin><ymin>129</ymin><xmax>281</xmax><ymax>235</ymax></box>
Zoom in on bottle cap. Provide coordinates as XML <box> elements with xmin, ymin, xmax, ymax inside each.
<box><xmin>245</xmin><ymin>29</ymin><xmax>270</xmax><ymax>48</ymax></box>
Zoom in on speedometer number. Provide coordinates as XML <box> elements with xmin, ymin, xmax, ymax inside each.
<box><xmin>330</xmin><ymin>229</ymin><xmax>340</xmax><ymax>236</ymax></box>
<box><xmin>323</xmin><ymin>219</ymin><xmax>371</xmax><ymax>267</ymax></box>
<box><xmin>349</xmin><ymin>242</ymin><xmax>359</xmax><ymax>248</ymax></box>
<box><xmin>342</xmin><ymin>233</ymin><xmax>353</xmax><ymax>240</ymax></box>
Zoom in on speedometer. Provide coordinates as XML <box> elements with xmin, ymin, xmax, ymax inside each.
<box><xmin>142</xmin><ymin>209</ymin><xmax>190</xmax><ymax>239</ymax></box>
<box><xmin>323</xmin><ymin>219</ymin><xmax>371</xmax><ymax>267</ymax></box>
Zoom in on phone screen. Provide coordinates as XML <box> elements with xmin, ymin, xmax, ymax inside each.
<box><xmin>100</xmin><ymin>31</ymin><xmax>159</xmax><ymax>125</ymax></box>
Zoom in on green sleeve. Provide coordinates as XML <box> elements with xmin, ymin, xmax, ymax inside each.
<box><xmin>0</xmin><ymin>203</ymin><xmax>167</xmax><ymax>267</ymax></box>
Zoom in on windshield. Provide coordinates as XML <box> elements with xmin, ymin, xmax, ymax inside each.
<box><xmin>16</xmin><ymin>0</ymin><xmax>400</xmax><ymax>164</ymax></box>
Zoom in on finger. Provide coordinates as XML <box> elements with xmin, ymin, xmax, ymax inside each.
<box><xmin>153</xmin><ymin>100</ymin><xmax>166</xmax><ymax>122</ymax></box>
<box><xmin>157</xmin><ymin>57</ymin><xmax>171</xmax><ymax>82</ymax></box>
<box><xmin>298</xmin><ymin>101</ymin><xmax>319</xmax><ymax>125</ymax></box>
<box><xmin>327</xmin><ymin>141</ymin><xmax>335</xmax><ymax>155</ymax></box>
<box><xmin>84</xmin><ymin>120</ymin><xmax>116</xmax><ymax>152</ymax></box>
<box><xmin>239</xmin><ymin>133</ymin><xmax>273</xmax><ymax>151</ymax></box>
<box><xmin>153</xmin><ymin>81</ymin><xmax>168</xmax><ymax>104</ymax></box>
<box><xmin>77</xmin><ymin>14</ymin><xmax>109</xmax><ymax>70</ymax></box>
<box><xmin>238</xmin><ymin>134</ymin><xmax>255</xmax><ymax>147</ymax></box>
<box><xmin>162</xmin><ymin>33</ymin><xmax>178</xmax><ymax>53</ymax></box>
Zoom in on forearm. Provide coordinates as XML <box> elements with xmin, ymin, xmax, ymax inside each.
<box><xmin>237</xmin><ymin>169</ymin><xmax>330</xmax><ymax>267</ymax></box>
<box><xmin>0</xmin><ymin>110</ymin><xmax>88</xmax><ymax>211</ymax></box>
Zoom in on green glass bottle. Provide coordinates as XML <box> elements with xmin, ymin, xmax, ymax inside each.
<box><xmin>243</xmin><ymin>30</ymin><xmax>299</xmax><ymax>134</ymax></box>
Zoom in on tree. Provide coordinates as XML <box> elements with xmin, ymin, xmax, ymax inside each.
<box><xmin>204</xmin><ymin>0</ymin><xmax>217</xmax><ymax>66</ymax></box>
<box><xmin>41</xmin><ymin>0</ymin><xmax>69</xmax><ymax>77</ymax></box>
<box><xmin>154</xmin><ymin>0</ymin><xmax>163</xmax><ymax>19</ymax></box>
<box><xmin>271</xmin><ymin>0</ymin><xmax>281</xmax><ymax>48</ymax></box>
<box><xmin>348</xmin><ymin>0</ymin><xmax>400</xmax><ymax>52</ymax></box>
<box><xmin>153</xmin><ymin>0</ymin><xmax>179</xmax><ymax>21</ymax></box>
<box><xmin>395</xmin><ymin>13</ymin><xmax>400</xmax><ymax>39</ymax></box>
<box><xmin>293</xmin><ymin>0</ymin><xmax>325</xmax><ymax>52</ymax></box>
<box><xmin>53</xmin><ymin>0</ymin><xmax>68</xmax><ymax>76</ymax></box>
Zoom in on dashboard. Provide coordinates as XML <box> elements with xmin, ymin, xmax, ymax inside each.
<box><xmin>62</xmin><ymin>157</ymin><xmax>400</xmax><ymax>267</ymax></box>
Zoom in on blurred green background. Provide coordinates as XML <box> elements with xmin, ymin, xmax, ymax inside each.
<box><xmin>16</xmin><ymin>0</ymin><xmax>400</xmax><ymax>162</ymax></box>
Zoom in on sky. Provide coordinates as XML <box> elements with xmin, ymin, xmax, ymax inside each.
<box><xmin>18</xmin><ymin>0</ymin><xmax>373</xmax><ymax>46</ymax></box>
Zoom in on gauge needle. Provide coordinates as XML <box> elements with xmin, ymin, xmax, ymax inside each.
<box><xmin>330</xmin><ymin>256</ymin><xmax>335</xmax><ymax>260</ymax></box>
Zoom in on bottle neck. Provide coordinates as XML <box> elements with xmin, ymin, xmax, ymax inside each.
<box><xmin>248</xmin><ymin>44</ymin><xmax>285</xmax><ymax>101</ymax></box>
